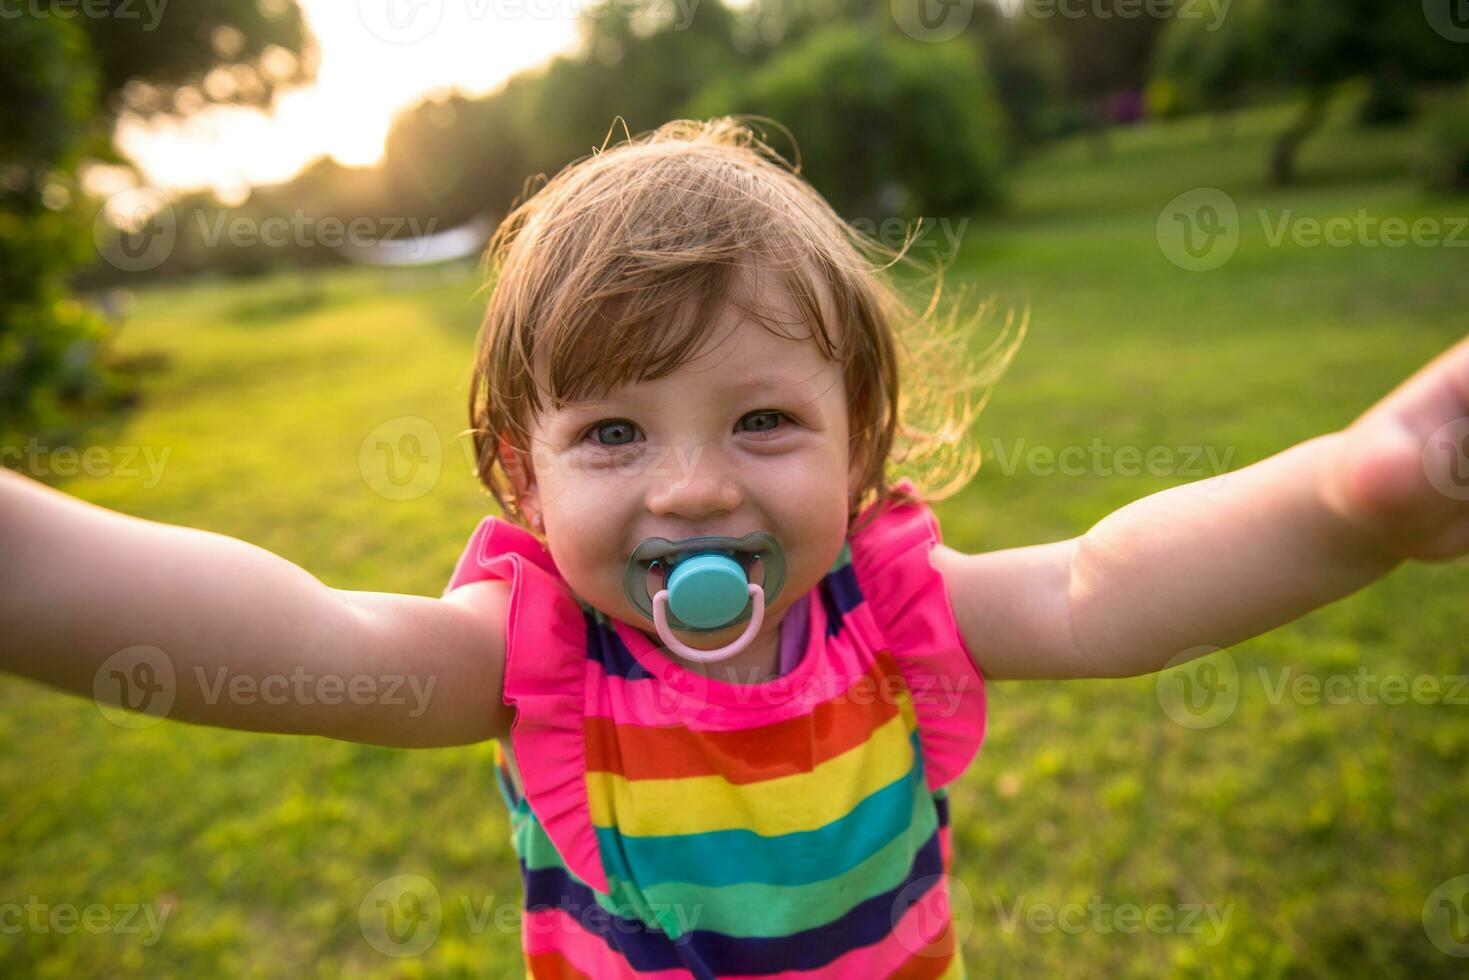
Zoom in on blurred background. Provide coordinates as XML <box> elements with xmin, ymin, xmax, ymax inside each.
<box><xmin>3</xmin><ymin>0</ymin><xmax>1469</xmax><ymax>975</ymax></box>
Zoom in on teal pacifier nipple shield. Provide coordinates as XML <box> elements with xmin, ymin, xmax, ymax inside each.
<box><xmin>623</xmin><ymin>532</ymin><xmax>787</xmax><ymax>663</ymax></box>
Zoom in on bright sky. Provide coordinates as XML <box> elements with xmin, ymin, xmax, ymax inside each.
<box><xmin>115</xmin><ymin>0</ymin><xmax>592</xmax><ymax>200</ymax></box>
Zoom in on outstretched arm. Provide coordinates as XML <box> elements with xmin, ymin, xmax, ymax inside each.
<box><xmin>0</xmin><ymin>469</ymin><xmax>514</xmax><ymax>746</ymax></box>
<box><xmin>937</xmin><ymin>334</ymin><xmax>1469</xmax><ymax>680</ymax></box>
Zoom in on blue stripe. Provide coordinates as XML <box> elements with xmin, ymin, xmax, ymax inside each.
<box><xmin>521</xmin><ymin>821</ymin><xmax>946</xmax><ymax>977</ymax></box>
<box><xmin>594</xmin><ymin>729</ymin><xmax>928</xmax><ymax>888</ymax></box>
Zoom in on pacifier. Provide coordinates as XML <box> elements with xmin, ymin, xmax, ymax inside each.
<box><xmin>622</xmin><ymin>532</ymin><xmax>787</xmax><ymax>663</ymax></box>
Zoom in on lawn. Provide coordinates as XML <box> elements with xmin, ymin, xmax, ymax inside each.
<box><xmin>4</xmin><ymin>97</ymin><xmax>1468</xmax><ymax>977</ymax></box>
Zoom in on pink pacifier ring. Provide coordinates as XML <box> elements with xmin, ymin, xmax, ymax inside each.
<box><xmin>651</xmin><ymin>584</ymin><xmax>765</xmax><ymax>663</ymax></box>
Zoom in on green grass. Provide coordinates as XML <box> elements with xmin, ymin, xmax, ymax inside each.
<box><xmin>4</xmin><ymin>100</ymin><xmax>1469</xmax><ymax>977</ymax></box>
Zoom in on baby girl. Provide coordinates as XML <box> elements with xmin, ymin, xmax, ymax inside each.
<box><xmin>4</xmin><ymin>117</ymin><xmax>1468</xmax><ymax>978</ymax></box>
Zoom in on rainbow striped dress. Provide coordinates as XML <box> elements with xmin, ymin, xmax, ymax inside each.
<box><xmin>443</xmin><ymin>481</ymin><xmax>987</xmax><ymax>978</ymax></box>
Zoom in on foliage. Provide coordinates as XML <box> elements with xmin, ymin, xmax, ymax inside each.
<box><xmin>0</xmin><ymin>15</ymin><xmax>128</xmax><ymax>449</ymax></box>
<box><xmin>1423</xmin><ymin>84</ymin><xmax>1469</xmax><ymax>193</ymax></box>
<box><xmin>74</xmin><ymin>0</ymin><xmax>313</xmax><ymax>116</ymax></box>
<box><xmin>1150</xmin><ymin>0</ymin><xmax>1469</xmax><ymax>184</ymax></box>
<box><xmin>687</xmin><ymin>25</ymin><xmax>1007</xmax><ymax>218</ymax></box>
<box><xmin>1149</xmin><ymin>1</ymin><xmax>1260</xmax><ymax>119</ymax></box>
<box><xmin>2</xmin><ymin>1</ymin><xmax>314</xmax><ymax>448</ymax></box>
<box><xmin>970</xmin><ymin>5</ymin><xmax>1072</xmax><ymax>147</ymax></box>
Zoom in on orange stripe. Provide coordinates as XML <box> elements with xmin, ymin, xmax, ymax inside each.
<box><xmin>889</xmin><ymin>913</ymin><xmax>958</xmax><ymax>980</ymax></box>
<box><xmin>584</xmin><ymin>651</ymin><xmax>908</xmax><ymax>783</ymax></box>
<box><xmin>526</xmin><ymin>948</ymin><xmax>594</xmax><ymax>980</ymax></box>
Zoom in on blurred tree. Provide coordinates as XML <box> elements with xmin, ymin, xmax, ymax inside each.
<box><xmin>1424</xmin><ymin>84</ymin><xmax>1469</xmax><ymax>193</ymax></box>
<box><xmin>1150</xmin><ymin>0</ymin><xmax>1261</xmax><ymax>138</ymax></box>
<box><xmin>0</xmin><ymin>15</ymin><xmax>117</xmax><ymax>446</ymax></box>
<box><xmin>71</xmin><ymin>0</ymin><xmax>312</xmax><ymax>121</ymax></box>
<box><xmin>686</xmin><ymin>24</ymin><xmax>1006</xmax><ymax>218</ymax></box>
<box><xmin>1261</xmin><ymin>0</ymin><xmax>1469</xmax><ymax>184</ymax></box>
<box><xmin>969</xmin><ymin>3</ymin><xmax>1069</xmax><ymax>149</ymax></box>
<box><xmin>1155</xmin><ymin>0</ymin><xmax>1469</xmax><ymax>185</ymax></box>
<box><xmin>2</xmin><ymin>1</ymin><xmax>314</xmax><ymax>447</ymax></box>
<box><xmin>1037</xmin><ymin>0</ymin><xmax>1169</xmax><ymax>155</ymax></box>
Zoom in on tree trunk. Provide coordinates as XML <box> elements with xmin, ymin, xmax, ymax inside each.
<box><xmin>1269</xmin><ymin>90</ymin><xmax>1330</xmax><ymax>187</ymax></box>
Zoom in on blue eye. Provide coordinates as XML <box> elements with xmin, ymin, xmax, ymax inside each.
<box><xmin>587</xmin><ymin>419</ymin><xmax>640</xmax><ymax>447</ymax></box>
<box><xmin>739</xmin><ymin>410</ymin><xmax>786</xmax><ymax>433</ymax></box>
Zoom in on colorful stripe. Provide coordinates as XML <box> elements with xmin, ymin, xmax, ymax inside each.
<box><xmin>489</xmin><ymin>516</ymin><xmax>973</xmax><ymax>977</ymax></box>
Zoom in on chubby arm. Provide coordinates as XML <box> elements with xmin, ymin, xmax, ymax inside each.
<box><xmin>0</xmin><ymin>468</ymin><xmax>514</xmax><ymax>746</ymax></box>
<box><xmin>938</xmin><ymin>334</ymin><xmax>1469</xmax><ymax>681</ymax></box>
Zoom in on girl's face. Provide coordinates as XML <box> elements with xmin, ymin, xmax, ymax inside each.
<box><xmin>515</xmin><ymin>290</ymin><xmax>860</xmax><ymax>659</ymax></box>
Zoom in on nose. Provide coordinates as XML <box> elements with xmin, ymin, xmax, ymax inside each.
<box><xmin>644</xmin><ymin>453</ymin><xmax>742</xmax><ymax>524</ymax></box>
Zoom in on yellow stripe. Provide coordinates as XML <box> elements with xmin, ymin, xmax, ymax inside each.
<box><xmin>587</xmin><ymin>702</ymin><xmax>918</xmax><ymax>836</ymax></box>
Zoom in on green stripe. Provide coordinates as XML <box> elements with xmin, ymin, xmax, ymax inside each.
<box><xmin>609</xmin><ymin>767</ymin><xmax>937</xmax><ymax>937</ymax></box>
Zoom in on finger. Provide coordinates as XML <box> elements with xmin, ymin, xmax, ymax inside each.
<box><xmin>1356</xmin><ymin>333</ymin><xmax>1469</xmax><ymax>437</ymax></box>
<box><xmin>1340</xmin><ymin>420</ymin><xmax>1463</xmax><ymax>553</ymax></box>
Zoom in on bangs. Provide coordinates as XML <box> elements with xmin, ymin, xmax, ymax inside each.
<box><xmin>533</xmin><ymin>256</ymin><xmax>851</xmax><ymax>414</ymax></box>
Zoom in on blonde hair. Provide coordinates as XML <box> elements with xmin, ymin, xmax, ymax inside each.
<box><xmin>466</xmin><ymin>116</ymin><xmax>1023</xmax><ymax>538</ymax></box>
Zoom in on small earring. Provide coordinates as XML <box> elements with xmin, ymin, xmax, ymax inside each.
<box><xmin>531</xmin><ymin>512</ymin><xmax>544</xmax><ymax>531</ymax></box>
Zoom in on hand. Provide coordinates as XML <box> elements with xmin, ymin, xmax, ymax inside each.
<box><xmin>1322</xmin><ymin>334</ymin><xmax>1469</xmax><ymax>561</ymax></box>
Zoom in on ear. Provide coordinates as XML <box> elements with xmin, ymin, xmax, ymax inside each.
<box><xmin>499</xmin><ymin>429</ymin><xmax>541</xmax><ymax>519</ymax></box>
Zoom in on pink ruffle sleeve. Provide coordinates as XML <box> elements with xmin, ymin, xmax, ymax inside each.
<box><xmin>443</xmin><ymin>516</ymin><xmax>610</xmax><ymax>894</ymax></box>
<box><xmin>847</xmin><ymin>480</ymin><xmax>987</xmax><ymax>791</ymax></box>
